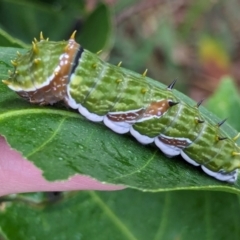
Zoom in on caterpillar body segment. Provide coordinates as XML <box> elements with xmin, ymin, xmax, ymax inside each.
<box><xmin>3</xmin><ymin>33</ymin><xmax>240</xmax><ymax>183</ymax></box>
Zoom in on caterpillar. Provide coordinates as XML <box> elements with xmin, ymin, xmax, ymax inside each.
<box><xmin>2</xmin><ymin>32</ymin><xmax>240</xmax><ymax>183</ymax></box>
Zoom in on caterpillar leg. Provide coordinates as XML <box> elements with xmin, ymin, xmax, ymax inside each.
<box><xmin>130</xmin><ymin>127</ymin><xmax>154</xmax><ymax>144</ymax></box>
<box><xmin>78</xmin><ymin>104</ymin><xmax>104</xmax><ymax>122</ymax></box>
<box><xmin>103</xmin><ymin>109</ymin><xmax>146</xmax><ymax>134</ymax></box>
<box><xmin>155</xmin><ymin>137</ymin><xmax>181</xmax><ymax>157</ymax></box>
<box><xmin>103</xmin><ymin>115</ymin><xmax>131</xmax><ymax>134</ymax></box>
<box><xmin>201</xmin><ymin>166</ymin><xmax>238</xmax><ymax>183</ymax></box>
<box><xmin>65</xmin><ymin>96</ymin><xmax>79</xmax><ymax>109</ymax></box>
<box><xmin>180</xmin><ymin>151</ymin><xmax>200</xmax><ymax>166</ymax></box>
<box><xmin>154</xmin><ymin>134</ymin><xmax>192</xmax><ymax>157</ymax></box>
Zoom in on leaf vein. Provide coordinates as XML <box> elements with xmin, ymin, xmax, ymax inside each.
<box><xmin>112</xmin><ymin>150</ymin><xmax>158</xmax><ymax>180</ymax></box>
<box><xmin>26</xmin><ymin>117</ymin><xmax>67</xmax><ymax>158</ymax></box>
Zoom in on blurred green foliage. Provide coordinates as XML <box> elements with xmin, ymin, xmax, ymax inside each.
<box><xmin>0</xmin><ymin>0</ymin><xmax>112</xmax><ymax>51</ymax></box>
<box><xmin>1</xmin><ymin>1</ymin><xmax>240</xmax><ymax>239</ymax></box>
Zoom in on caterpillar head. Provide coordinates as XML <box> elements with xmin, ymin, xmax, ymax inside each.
<box><xmin>2</xmin><ymin>32</ymin><xmax>80</xmax><ymax>105</ymax></box>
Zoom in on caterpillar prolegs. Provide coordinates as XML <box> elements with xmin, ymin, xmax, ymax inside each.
<box><xmin>3</xmin><ymin>32</ymin><xmax>240</xmax><ymax>183</ymax></box>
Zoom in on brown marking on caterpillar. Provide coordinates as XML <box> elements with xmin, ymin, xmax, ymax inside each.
<box><xmin>107</xmin><ymin>109</ymin><xmax>145</xmax><ymax>122</ymax></box>
<box><xmin>107</xmin><ymin>100</ymin><xmax>171</xmax><ymax>122</ymax></box>
<box><xmin>158</xmin><ymin>136</ymin><xmax>190</xmax><ymax>148</ymax></box>
<box><xmin>17</xmin><ymin>38</ymin><xmax>80</xmax><ymax>105</ymax></box>
<box><xmin>142</xmin><ymin>100</ymin><xmax>170</xmax><ymax>118</ymax></box>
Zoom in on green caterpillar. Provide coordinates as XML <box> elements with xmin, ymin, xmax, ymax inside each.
<box><xmin>3</xmin><ymin>32</ymin><xmax>240</xmax><ymax>183</ymax></box>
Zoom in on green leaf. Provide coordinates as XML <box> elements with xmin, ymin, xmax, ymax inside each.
<box><xmin>0</xmin><ymin>189</ymin><xmax>240</xmax><ymax>240</ymax></box>
<box><xmin>0</xmin><ymin>0</ymin><xmax>87</xmax><ymax>43</ymax></box>
<box><xmin>0</xmin><ymin>29</ymin><xmax>27</xmax><ymax>48</ymax></box>
<box><xmin>0</xmin><ymin>1</ymin><xmax>113</xmax><ymax>57</ymax></box>
<box><xmin>0</xmin><ymin>0</ymin><xmax>71</xmax><ymax>41</ymax></box>
<box><xmin>1</xmin><ymin>47</ymin><xmax>240</xmax><ymax>194</ymax></box>
<box><xmin>205</xmin><ymin>76</ymin><xmax>240</xmax><ymax>131</ymax></box>
<box><xmin>77</xmin><ymin>3</ymin><xmax>113</xmax><ymax>52</ymax></box>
